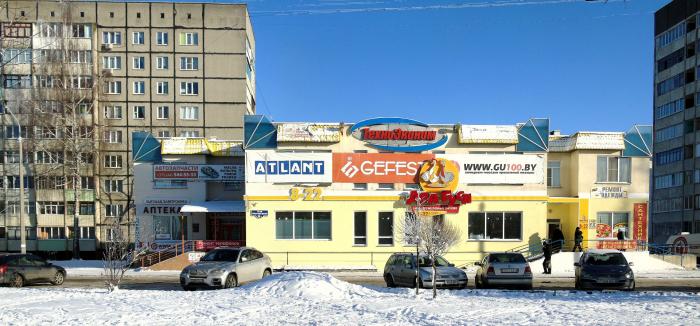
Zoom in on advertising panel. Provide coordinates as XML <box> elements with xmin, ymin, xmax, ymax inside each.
<box><xmin>458</xmin><ymin>125</ymin><xmax>519</xmax><ymax>144</ymax></box>
<box><xmin>440</xmin><ymin>154</ymin><xmax>544</xmax><ymax>184</ymax></box>
<box><xmin>332</xmin><ymin>153</ymin><xmax>433</xmax><ymax>183</ymax></box>
<box><xmin>246</xmin><ymin>150</ymin><xmax>333</xmax><ymax>183</ymax></box>
<box><xmin>277</xmin><ymin>123</ymin><xmax>342</xmax><ymax>143</ymax></box>
<box><xmin>633</xmin><ymin>203</ymin><xmax>648</xmax><ymax>241</ymax></box>
<box><xmin>592</xmin><ymin>186</ymin><xmax>628</xmax><ymax>199</ymax></box>
<box><xmin>153</xmin><ymin>165</ymin><xmax>244</xmax><ymax>182</ymax></box>
<box><xmin>349</xmin><ymin>117</ymin><xmax>448</xmax><ymax>152</ymax></box>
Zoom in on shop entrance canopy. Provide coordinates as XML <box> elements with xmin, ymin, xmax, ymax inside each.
<box><xmin>180</xmin><ymin>201</ymin><xmax>245</xmax><ymax>213</ymax></box>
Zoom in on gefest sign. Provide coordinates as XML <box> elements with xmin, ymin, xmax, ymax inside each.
<box><xmin>350</xmin><ymin>117</ymin><xmax>448</xmax><ymax>152</ymax></box>
<box><xmin>332</xmin><ymin>153</ymin><xmax>433</xmax><ymax>183</ymax></box>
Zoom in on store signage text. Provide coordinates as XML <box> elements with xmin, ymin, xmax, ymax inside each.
<box><xmin>143</xmin><ymin>206</ymin><xmax>182</xmax><ymax>214</ymax></box>
<box><xmin>360</xmin><ymin>128</ymin><xmax>437</xmax><ymax>141</ymax></box>
<box><xmin>251</xmin><ymin>210</ymin><xmax>269</xmax><ymax>218</ymax></box>
<box><xmin>332</xmin><ymin>153</ymin><xmax>433</xmax><ymax>183</ymax></box>
<box><xmin>441</xmin><ymin>154</ymin><xmax>544</xmax><ymax>184</ymax></box>
<box><xmin>153</xmin><ymin>164</ymin><xmax>244</xmax><ymax>182</ymax></box>
<box><xmin>405</xmin><ymin>190</ymin><xmax>471</xmax><ymax>207</ymax></box>
<box><xmin>289</xmin><ymin>187</ymin><xmax>323</xmax><ymax>201</ymax></box>
<box><xmin>592</xmin><ymin>186</ymin><xmax>628</xmax><ymax>199</ymax></box>
<box><xmin>246</xmin><ymin>151</ymin><xmax>332</xmax><ymax>183</ymax></box>
<box><xmin>254</xmin><ymin>160</ymin><xmax>325</xmax><ymax>175</ymax></box>
<box><xmin>633</xmin><ymin>203</ymin><xmax>648</xmax><ymax>241</ymax></box>
<box><xmin>349</xmin><ymin>117</ymin><xmax>447</xmax><ymax>152</ymax></box>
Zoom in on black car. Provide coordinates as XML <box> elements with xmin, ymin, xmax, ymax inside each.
<box><xmin>0</xmin><ymin>254</ymin><xmax>66</xmax><ymax>288</ymax></box>
<box><xmin>574</xmin><ymin>250</ymin><xmax>635</xmax><ymax>291</ymax></box>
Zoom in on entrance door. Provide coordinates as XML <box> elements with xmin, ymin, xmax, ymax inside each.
<box><xmin>220</xmin><ymin>223</ymin><xmax>243</xmax><ymax>241</ymax></box>
<box><xmin>207</xmin><ymin>213</ymin><xmax>246</xmax><ymax>243</ymax></box>
<box><xmin>547</xmin><ymin>221</ymin><xmax>561</xmax><ymax>240</ymax></box>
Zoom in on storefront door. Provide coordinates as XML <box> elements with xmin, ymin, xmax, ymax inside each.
<box><xmin>207</xmin><ymin>213</ymin><xmax>246</xmax><ymax>242</ymax></box>
<box><xmin>547</xmin><ymin>220</ymin><xmax>560</xmax><ymax>240</ymax></box>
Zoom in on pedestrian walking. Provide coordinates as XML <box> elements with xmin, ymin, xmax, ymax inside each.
<box><xmin>542</xmin><ymin>240</ymin><xmax>552</xmax><ymax>274</ymax></box>
<box><xmin>573</xmin><ymin>227</ymin><xmax>583</xmax><ymax>252</ymax></box>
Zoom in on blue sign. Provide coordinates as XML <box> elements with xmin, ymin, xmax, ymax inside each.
<box><xmin>254</xmin><ymin>160</ymin><xmax>325</xmax><ymax>175</ymax></box>
<box><xmin>251</xmin><ymin>210</ymin><xmax>268</xmax><ymax>219</ymax></box>
<box><xmin>349</xmin><ymin>117</ymin><xmax>448</xmax><ymax>152</ymax></box>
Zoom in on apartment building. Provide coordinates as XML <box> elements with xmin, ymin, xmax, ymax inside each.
<box><xmin>0</xmin><ymin>0</ymin><xmax>255</xmax><ymax>257</ymax></box>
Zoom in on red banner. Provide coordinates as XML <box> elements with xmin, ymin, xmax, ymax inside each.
<box><xmin>194</xmin><ymin>240</ymin><xmax>245</xmax><ymax>251</ymax></box>
<box><xmin>332</xmin><ymin>153</ymin><xmax>434</xmax><ymax>183</ymax></box>
<box><xmin>633</xmin><ymin>203</ymin><xmax>648</xmax><ymax>241</ymax></box>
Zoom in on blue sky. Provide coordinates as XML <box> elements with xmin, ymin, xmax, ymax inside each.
<box><xmin>239</xmin><ymin>0</ymin><xmax>662</xmax><ymax>134</ymax></box>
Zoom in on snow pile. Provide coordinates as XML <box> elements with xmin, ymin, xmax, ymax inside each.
<box><xmin>530</xmin><ymin>251</ymin><xmax>684</xmax><ymax>276</ymax></box>
<box><xmin>242</xmin><ymin>271</ymin><xmax>377</xmax><ymax>299</ymax></box>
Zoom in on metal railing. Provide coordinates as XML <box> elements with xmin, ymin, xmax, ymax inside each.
<box><xmin>138</xmin><ymin>241</ymin><xmax>194</xmax><ymax>268</ymax></box>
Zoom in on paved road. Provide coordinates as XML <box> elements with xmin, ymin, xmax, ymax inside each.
<box><xmin>17</xmin><ymin>275</ymin><xmax>700</xmax><ymax>292</ymax></box>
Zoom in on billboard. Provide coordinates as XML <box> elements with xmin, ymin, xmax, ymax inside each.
<box><xmin>458</xmin><ymin>125</ymin><xmax>518</xmax><ymax>144</ymax></box>
<box><xmin>246</xmin><ymin>150</ymin><xmax>333</xmax><ymax>183</ymax></box>
<box><xmin>332</xmin><ymin>153</ymin><xmax>433</xmax><ymax>183</ymax></box>
<box><xmin>153</xmin><ymin>165</ymin><xmax>244</xmax><ymax>182</ymax></box>
<box><xmin>440</xmin><ymin>154</ymin><xmax>544</xmax><ymax>184</ymax></box>
<box><xmin>349</xmin><ymin>118</ymin><xmax>448</xmax><ymax>152</ymax></box>
<box><xmin>633</xmin><ymin>203</ymin><xmax>648</xmax><ymax>241</ymax></box>
<box><xmin>276</xmin><ymin>123</ymin><xmax>342</xmax><ymax>143</ymax></box>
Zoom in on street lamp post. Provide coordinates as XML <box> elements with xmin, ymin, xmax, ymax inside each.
<box><xmin>6</xmin><ymin>107</ymin><xmax>26</xmax><ymax>254</ymax></box>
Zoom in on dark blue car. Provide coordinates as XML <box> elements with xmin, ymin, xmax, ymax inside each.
<box><xmin>574</xmin><ymin>250</ymin><xmax>635</xmax><ymax>291</ymax></box>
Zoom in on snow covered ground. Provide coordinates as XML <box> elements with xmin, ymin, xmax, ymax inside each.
<box><xmin>1</xmin><ymin>271</ymin><xmax>698</xmax><ymax>325</ymax></box>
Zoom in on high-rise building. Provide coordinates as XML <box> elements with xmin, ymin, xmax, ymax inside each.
<box><xmin>0</xmin><ymin>0</ymin><xmax>255</xmax><ymax>257</ymax></box>
<box><xmin>653</xmin><ymin>0</ymin><xmax>700</xmax><ymax>243</ymax></box>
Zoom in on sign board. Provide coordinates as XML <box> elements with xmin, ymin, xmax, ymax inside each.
<box><xmin>633</xmin><ymin>203</ymin><xmax>648</xmax><ymax>241</ymax></box>
<box><xmin>194</xmin><ymin>240</ymin><xmax>245</xmax><ymax>251</ymax></box>
<box><xmin>596</xmin><ymin>240</ymin><xmax>638</xmax><ymax>250</ymax></box>
<box><xmin>153</xmin><ymin>165</ymin><xmax>244</xmax><ymax>182</ymax></box>
<box><xmin>332</xmin><ymin>153</ymin><xmax>433</xmax><ymax>183</ymax></box>
<box><xmin>246</xmin><ymin>150</ymin><xmax>333</xmax><ymax>183</ymax></box>
<box><xmin>188</xmin><ymin>252</ymin><xmax>205</xmax><ymax>262</ymax></box>
<box><xmin>417</xmin><ymin>158</ymin><xmax>460</xmax><ymax>192</ymax></box>
<box><xmin>458</xmin><ymin>125</ymin><xmax>518</xmax><ymax>144</ymax></box>
<box><xmin>161</xmin><ymin>138</ymin><xmax>244</xmax><ymax>156</ymax></box>
<box><xmin>592</xmin><ymin>186</ymin><xmax>628</xmax><ymax>199</ymax></box>
<box><xmin>404</xmin><ymin>159</ymin><xmax>471</xmax><ymax>215</ymax></box>
<box><xmin>349</xmin><ymin>117</ymin><xmax>448</xmax><ymax>152</ymax></box>
<box><xmin>251</xmin><ymin>210</ymin><xmax>268</xmax><ymax>218</ymax></box>
<box><xmin>440</xmin><ymin>154</ymin><xmax>544</xmax><ymax>184</ymax></box>
<box><xmin>277</xmin><ymin>123</ymin><xmax>342</xmax><ymax>143</ymax></box>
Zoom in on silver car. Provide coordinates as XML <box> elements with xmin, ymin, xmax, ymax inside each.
<box><xmin>383</xmin><ymin>253</ymin><xmax>468</xmax><ymax>289</ymax></box>
<box><xmin>180</xmin><ymin>247</ymin><xmax>272</xmax><ymax>290</ymax></box>
<box><xmin>475</xmin><ymin>252</ymin><xmax>533</xmax><ymax>289</ymax></box>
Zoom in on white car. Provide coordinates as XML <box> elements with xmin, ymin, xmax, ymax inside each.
<box><xmin>180</xmin><ymin>247</ymin><xmax>272</xmax><ymax>290</ymax></box>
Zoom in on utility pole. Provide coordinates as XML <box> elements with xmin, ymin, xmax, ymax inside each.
<box><xmin>7</xmin><ymin>108</ymin><xmax>26</xmax><ymax>254</ymax></box>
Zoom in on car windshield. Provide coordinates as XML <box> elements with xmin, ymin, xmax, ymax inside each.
<box><xmin>418</xmin><ymin>256</ymin><xmax>450</xmax><ymax>267</ymax></box>
<box><xmin>199</xmin><ymin>249</ymin><xmax>240</xmax><ymax>262</ymax></box>
<box><xmin>488</xmin><ymin>253</ymin><xmax>526</xmax><ymax>263</ymax></box>
<box><xmin>585</xmin><ymin>253</ymin><xmax>627</xmax><ymax>266</ymax></box>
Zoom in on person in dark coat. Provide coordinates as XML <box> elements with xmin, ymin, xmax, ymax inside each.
<box><xmin>542</xmin><ymin>240</ymin><xmax>552</xmax><ymax>274</ymax></box>
<box><xmin>617</xmin><ymin>229</ymin><xmax>625</xmax><ymax>240</ymax></box>
<box><xmin>552</xmin><ymin>227</ymin><xmax>565</xmax><ymax>253</ymax></box>
<box><xmin>573</xmin><ymin>227</ymin><xmax>583</xmax><ymax>252</ymax></box>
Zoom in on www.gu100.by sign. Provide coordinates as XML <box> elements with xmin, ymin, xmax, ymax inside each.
<box><xmin>350</xmin><ymin>117</ymin><xmax>448</xmax><ymax>152</ymax></box>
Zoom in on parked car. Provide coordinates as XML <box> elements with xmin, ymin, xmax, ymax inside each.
<box><xmin>474</xmin><ymin>252</ymin><xmax>533</xmax><ymax>289</ymax></box>
<box><xmin>0</xmin><ymin>254</ymin><xmax>66</xmax><ymax>288</ymax></box>
<box><xmin>574</xmin><ymin>249</ymin><xmax>635</xmax><ymax>291</ymax></box>
<box><xmin>383</xmin><ymin>253</ymin><xmax>468</xmax><ymax>289</ymax></box>
<box><xmin>180</xmin><ymin>247</ymin><xmax>272</xmax><ymax>290</ymax></box>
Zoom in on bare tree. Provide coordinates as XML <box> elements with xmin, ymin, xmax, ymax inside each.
<box><xmin>398</xmin><ymin>211</ymin><xmax>421</xmax><ymax>295</ymax></box>
<box><xmin>102</xmin><ymin>215</ymin><xmax>147</xmax><ymax>293</ymax></box>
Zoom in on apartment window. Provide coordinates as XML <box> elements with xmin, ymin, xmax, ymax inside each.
<box><xmin>102</xmin><ymin>31</ymin><xmax>122</xmax><ymax>45</ymax></box>
<box><xmin>2</xmin><ymin>48</ymin><xmax>32</xmax><ymax>64</ymax></box>
<box><xmin>104</xmin><ymin>155</ymin><xmax>123</xmax><ymax>168</ymax></box>
<box><xmin>34</xmin><ymin>126</ymin><xmax>60</xmax><ymax>139</ymax></box>
<box><xmin>157</xmin><ymin>130</ymin><xmax>171</xmax><ymax>138</ymax></box>
<box><xmin>4</xmin><ymin>126</ymin><xmax>28</xmax><ymax>139</ymax></box>
<box><xmin>36</xmin><ymin>176</ymin><xmax>63</xmax><ymax>190</ymax></box>
<box><xmin>0</xmin><ymin>227</ymin><xmax>5</xmax><ymax>239</ymax></box>
<box><xmin>7</xmin><ymin>227</ymin><xmax>37</xmax><ymax>240</ymax></box>
<box><xmin>656</xmin><ymin>23</ymin><xmax>686</xmax><ymax>48</ymax></box>
<box><xmin>105</xmin><ymin>204</ymin><xmax>124</xmax><ymax>217</ymax></box>
<box><xmin>179</xmin><ymin>57</ymin><xmax>199</xmax><ymax>70</ymax></box>
<box><xmin>39</xmin><ymin>227</ymin><xmax>66</xmax><ymax>240</ymax></box>
<box><xmin>34</xmin><ymin>151</ymin><xmax>63</xmax><ymax>164</ymax></box>
<box><xmin>104</xmin><ymin>130</ymin><xmax>123</xmax><ymax>144</ymax></box>
<box><xmin>353</xmin><ymin>183</ymin><xmax>368</xmax><ymax>190</ymax></box>
<box><xmin>132</xmin><ymin>81</ymin><xmax>145</xmax><ymax>94</ymax></box>
<box><xmin>179</xmin><ymin>32</ymin><xmax>199</xmax><ymax>45</ymax></box>
<box><xmin>79</xmin><ymin>227</ymin><xmax>95</xmax><ymax>239</ymax></box>
<box><xmin>353</xmin><ymin>212</ymin><xmax>367</xmax><ymax>246</ymax></box>
<box><xmin>39</xmin><ymin>23</ymin><xmax>62</xmax><ymax>37</ymax></box>
<box><xmin>596</xmin><ymin>212</ymin><xmax>629</xmax><ymax>239</ymax></box>
<box><xmin>3</xmin><ymin>23</ymin><xmax>31</xmax><ymax>38</ymax></box>
<box><xmin>104</xmin><ymin>105</ymin><xmax>123</xmax><ymax>119</ymax></box>
<box><xmin>179</xmin><ymin>106</ymin><xmax>199</xmax><ymax>120</ymax></box>
<box><xmin>104</xmin><ymin>179</ymin><xmax>124</xmax><ymax>193</ymax></box>
<box><xmin>102</xmin><ymin>56</ymin><xmax>121</xmax><ymax>69</ymax></box>
<box><xmin>70</xmin><ymin>24</ymin><xmax>92</xmax><ymax>38</ymax></box>
<box><xmin>160</xmin><ymin>13</ymin><xmax>165</xmax><ymax>19</ymax></box>
<box><xmin>156</xmin><ymin>56</ymin><xmax>169</xmax><ymax>69</ymax></box>
<box><xmin>3</xmin><ymin>150</ymin><xmax>29</xmax><ymax>164</ymax></box>
<box><xmin>69</xmin><ymin>50</ymin><xmax>92</xmax><ymax>64</ymax></box>
<box><xmin>132</xmin><ymin>106</ymin><xmax>146</xmax><ymax>119</ymax></box>
<box><xmin>655</xmin><ymin>123</ymin><xmax>684</xmax><ymax>142</ymax></box>
<box><xmin>39</xmin><ymin>201</ymin><xmax>65</xmax><ymax>215</ymax></box>
<box><xmin>378</xmin><ymin>212</ymin><xmax>394</xmax><ymax>246</ymax></box>
<box><xmin>132</xmin><ymin>31</ymin><xmax>145</xmax><ymax>45</ymax></box>
<box><xmin>596</xmin><ymin>156</ymin><xmax>631</xmax><ymax>183</ymax></box>
<box><xmin>657</xmin><ymin>73</ymin><xmax>684</xmax><ymax>96</ymax></box>
<box><xmin>156</xmin><ymin>81</ymin><xmax>169</xmax><ymax>95</ymax></box>
<box><xmin>654</xmin><ymin>172</ymin><xmax>683</xmax><ymax>189</ymax></box>
<box><xmin>156</xmin><ymin>106</ymin><xmax>169</xmax><ymax>119</ymax></box>
<box><xmin>104</xmin><ymin>81</ymin><xmax>122</xmax><ymax>94</ymax></box>
<box><xmin>656</xmin><ymin>147</ymin><xmax>683</xmax><ymax>165</ymax></box>
<box><xmin>547</xmin><ymin>161</ymin><xmax>561</xmax><ymax>187</ymax></box>
<box><xmin>179</xmin><ymin>130</ymin><xmax>200</xmax><ymax>138</ymax></box>
<box><xmin>78</xmin><ymin>176</ymin><xmax>95</xmax><ymax>189</ymax></box>
<box><xmin>132</xmin><ymin>56</ymin><xmax>145</xmax><ymax>69</ymax></box>
<box><xmin>377</xmin><ymin>183</ymin><xmax>394</xmax><ymax>190</ymax></box>
<box><xmin>6</xmin><ymin>176</ymin><xmax>34</xmax><ymax>189</ymax></box>
<box><xmin>275</xmin><ymin>211</ymin><xmax>331</xmax><ymax>240</ymax></box>
<box><xmin>3</xmin><ymin>75</ymin><xmax>32</xmax><ymax>88</ymax></box>
<box><xmin>70</xmin><ymin>76</ymin><xmax>92</xmax><ymax>89</ymax></box>
<box><xmin>156</xmin><ymin>31</ymin><xmax>168</xmax><ymax>45</ymax></box>
<box><xmin>179</xmin><ymin>81</ymin><xmax>199</xmax><ymax>95</ymax></box>
<box><xmin>468</xmin><ymin>212</ymin><xmax>522</xmax><ymax>240</ymax></box>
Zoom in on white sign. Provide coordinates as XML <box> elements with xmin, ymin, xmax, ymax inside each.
<box><xmin>188</xmin><ymin>252</ymin><xmax>205</xmax><ymax>262</ymax></box>
<box><xmin>440</xmin><ymin>154</ymin><xmax>544</xmax><ymax>184</ymax></box>
<box><xmin>458</xmin><ymin>125</ymin><xmax>519</xmax><ymax>144</ymax></box>
<box><xmin>246</xmin><ymin>150</ymin><xmax>333</xmax><ymax>183</ymax></box>
<box><xmin>277</xmin><ymin>123</ymin><xmax>342</xmax><ymax>143</ymax></box>
<box><xmin>153</xmin><ymin>164</ymin><xmax>244</xmax><ymax>181</ymax></box>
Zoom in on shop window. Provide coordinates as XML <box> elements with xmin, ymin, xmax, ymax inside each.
<box><xmin>468</xmin><ymin>212</ymin><xmax>522</xmax><ymax>240</ymax></box>
<box><xmin>377</xmin><ymin>183</ymin><xmax>394</xmax><ymax>190</ymax></box>
<box><xmin>275</xmin><ymin>211</ymin><xmax>331</xmax><ymax>240</ymax></box>
<box><xmin>596</xmin><ymin>156</ymin><xmax>630</xmax><ymax>183</ymax></box>
<box><xmin>154</xmin><ymin>216</ymin><xmax>187</xmax><ymax>240</ymax></box>
<box><xmin>405</xmin><ymin>183</ymin><xmax>419</xmax><ymax>190</ymax></box>
<box><xmin>596</xmin><ymin>212</ymin><xmax>629</xmax><ymax>239</ymax></box>
<box><xmin>154</xmin><ymin>180</ymin><xmax>186</xmax><ymax>189</ymax></box>
<box><xmin>353</xmin><ymin>183</ymin><xmax>367</xmax><ymax>190</ymax></box>
<box><xmin>192</xmin><ymin>223</ymin><xmax>200</xmax><ymax>233</ymax></box>
<box><xmin>353</xmin><ymin>212</ymin><xmax>367</xmax><ymax>246</ymax></box>
<box><xmin>378</xmin><ymin>212</ymin><xmax>393</xmax><ymax>246</ymax></box>
<box><xmin>547</xmin><ymin>161</ymin><xmax>560</xmax><ymax>187</ymax></box>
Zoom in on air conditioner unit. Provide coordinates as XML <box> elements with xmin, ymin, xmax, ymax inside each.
<box><xmin>101</xmin><ymin>43</ymin><xmax>113</xmax><ymax>51</ymax></box>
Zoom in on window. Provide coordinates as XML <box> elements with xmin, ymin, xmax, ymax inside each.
<box><xmin>34</xmin><ymin>151</ymin><xmax>63</xmax><ymax>164</ymax></box>
<box><xmin>4</xmin><ymin>75</ymin><xmax>32</xmax><ymax>88</ymax></box>
<box><xmin>179</xmin><ymin>81</ymin><xmax>199</xmax><ymax>95</ymax></box>
<box><xmin>102</xmin><ymin>31</ymin><xmax>122</xmax><ymax>45</ymax></box>
<box><xmin>6</xmin><ymin>202</ymin><xmax>36</xmax><ymax>215</ymax></box>
<box><xmin>157</xmin><ymin>130</ymin><xmax>171</xmax><ymax>138</ymax></box>
<box><xmin>353</xmin><ymin>212</ymin><xmax>367</xmax><ymax>246</ymax></box>
<box><xmin>39</xmin><ymin>201</ymin><xmax>65</xmax><ymax>215</ymax></box>
<box><xmin>3</xmin><ymin>23</ymin><xmax>31</xmax><ymax>37</ymax></box>
<box><xmin>7</xmin><ymin>227</ymin><xmax>37</xmax><ymax>240</ymax></box>
<box><xmin>656</xmin><ymin>123</ymin><xmax>684</xmax><ymax>142</ymax></box>
<box><xmin>39</xmin><ymin>23</ymin><xmax>62</xmax><ymax>37</ymax></box>
<box><xmin>6</xmin><ymin>176</ymin><xmax>34</xmax><ymax>189</ymax></box>
<box><xmin>656</xmin><ymin>23</ymin><xmax>686</xmax><ymax>48</ymax></box>
<box><xmin>71</xmin><ymin>24</ymin><xmax>92</xmax><ymax>38</ymax></box>
<box><xmin>153</xmin><ymin>216</ymin><xmax>187</xmax><ymax>240</ymax></box>
<box><xmin>79</xmin><ymin>176</ymin><xmax>95</xmax><ymax>189</ymax></box>
<box><xmin>657</xmin><ymin>48</ymin><xmax>686</xmax><ymax>73</ymax></box>
<box><xmin>547</xmin><ymin>161</ymin><xmax>561</xmax><ymax>187</ymax></box>
<box><xmin>132</xmin><ymin>56</ymin><xmax>145</xmax><ymax>69</ymax></box>
<box><xmin>657</xmin><ymin>73</ymin><xmax>684</xmax><ymax>96</ymax></box>
<box><xmin>36</xmin><ymin>176</ymin><xmax>64</xmax><ymax>190</ymax></box>
<box><xmin>102</xmin><ymin>56</ymin><xmax>121</xmax><ymax>69</ymax></box>
<box><xmin>596</xmin><ymin>156</ymin><xmax>631</xmax><ymax>183</ymax></box>
<box><xmin>132</xmin><ymin>31</ymin><xmax>145</xmax><ymax>45</ymax></box>
<box><xmin>156</xmin><ymin>56</ymin><xmax>169</xmax><ymax>69</ymax></box>
<box><xmin>35</xmin><ymin>126</ymin><xmax>60</xmax><ymax>139</ymax></box>
<box><xmin>378</xmin><ymin>212</ymin><xmax>394</xmax><ymax>245</ymax></box>
<box><xmin>153</xmin><ymin>180</ymin><xmax>187</xmax><ymax>189</ymax></box>
<box><xmin>656</xmin><ymin>147</ymin><xmax>683</xmax><ymax>165</ymax></box>
<box><xmin>179</xmin><ymin>106</ymin><xmax>199</xmax><ymax>120</ymax></box>
<box><xmin>104</xmin><ymin>155</ymin><xmax>123</xmax><ymax>168</ymax></box>
<box><xmin>132</xmin><ymin>106</ymin><xmax>146</xmax><ymax>119</ymax></box>
<box><xmin>654</xmin><ymin>172</ymin><xmax>683</xmax><ymax>189</ymax></box>
<box><xmin>353</xmin><ymin>183</ymin><xmax>367</xmax><ymax>190</ymax></box>
<box><xmin>156</xmin><ymin>31</ymin><xmax>168</xmax><ymax>45</ymax></box>
<box><xmin>179</xmin><ymin>57</ymin><xmax>199</xmax><ymax>70</ymax></box>
<box><xmin>70</xmin><ymin>76</ymin><xmax>92</xmax><ymax>89</ymax></box>
<box><xmin>4</xmin><ymin>126</ymin><xmax>28</xmax><ymax>139</ymax></box>
<box><xmin>68</xmin><ymin>50</ymin><xmax>92</xmax><ymax>64</ymax></box>
<box><xmin>378</xmin><ymin>183</ymin><xmax>394</xmax><ymax>190</ymax></box>
<box><xmin>132</xmin><ymin>81</ymin><xmax>145</xmax><ymax>94</ymax></box>
<box><xmin>105</xmin><ymin>204</ymin><xmax>124</xmax><ymax>217</ymax></box>
<box><xmin>223</xmin><ymin>182</ymin><xmax>242</xmax><ymax>191</ymax></box>
<box><xmin>104</xmin><ymin>130</ymin><xmax>123</xmax><ymax>144</ymax></box>
<box><xmin>104</xmin><ymin>105</ymin><xmax>123</xmax><ymax>119</ymax></box>
<box><xmin>70</xmin><ymin>226</ymin><xmax>95</xmax><ymax>239</ymax></box>
<box><xmin>3</xmin><ymin>151</ymin><xmax>29</xmax><ymax>164</ymax></box>
<box><xmin>596</xmin><ymin>212</ymin><xmax>629</xmax><ymax>239</ymax></box>
<box><xmin>2</xmin><ymin>48</ymin><xmax>32</xmax><ymax>64</ymax></box>
<box><xmin>468</xmin><ymin>212</ymin><xmax>522</xmax><ymax>240</ymax></box>
<box><xmin>179</xmin><ymin>32</ymin><xmax>199</xmax><ymax>45</ymax></box>
<box><xmin>274</xmin><ymin>211</ymin><xmax>331</xmax><ymax>240</ymax></box>
<box><xmin>0</xmin><ymin>227</ymin><xmax>5</xmax><ymax>239</ymax></box>
<box><xmin>157</xmin><ymin>106</ymin><xmax>169</xmax><ymax>119</ymax></box>
<box><xmin>156</xmin><ymin>81</ymin><xmax>169</xmax><ymax>95</ymax></box>
<box><xmin>104</xmin><ymin>81</ymin><xmax>122</xmax><ymax>94</ymax></box>
<box><xmin>39</xmin><ymin>227</ymin><xmax>66</xmax><ymax>240</ymax></box>
<box><xmin>179</xmin><ymin>130</ymin><xmax>200</xmax><ymax>138</ymax></box>
<box><xmin>104</xmin><ymin>179</ymin><xmax>124</xmax><ymax>193</ymax></box>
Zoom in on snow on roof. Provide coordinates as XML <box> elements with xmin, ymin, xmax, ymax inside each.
<box><xmin>548</xmin><ymin>132</ymin><xmax>625</xmax><ymax>152</ymax></box>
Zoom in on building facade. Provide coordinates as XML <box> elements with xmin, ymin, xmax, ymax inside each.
<box><xmin>0</xmin><ymin>0</ymin><xmax>255</xmax><ymax>256</ymax></box>
<box><xmin>653</xmin><ymin>0</ymin><xmax>700</xmax><ymax>244</ymax></box>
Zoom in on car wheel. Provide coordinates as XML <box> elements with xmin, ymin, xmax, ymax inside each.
<box><xmin>262</xmin><ymin>269</ymin><xmax>272</xmax><ymax>278</ymax></box>
<box><xmin>461</xmin><ymin>281</ymin><xmax>469</xmax><ymax>290</ymax></box>
<box><xmin>384</xmin><ymin>274</ymin><xmax>396</xmax><ymax>288</ymax></box>
<box><xmin>10</xmin><ymin>273</ymin><xmax>24</xmax><ymax>288</ymax></box>
<box><xmin>575</xmin><ymin>279</ymin><xmax>584</xmax><ymax>291</ymax></box>
<box><xmin>50</xmin><ymin>271</ymin><xmax>65</xmax><ymax>286</ymax></box>
<box><xmin>224</xmin><ymin>274</ymin><xmax>238</xmax><ymax>289</ymax></box>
